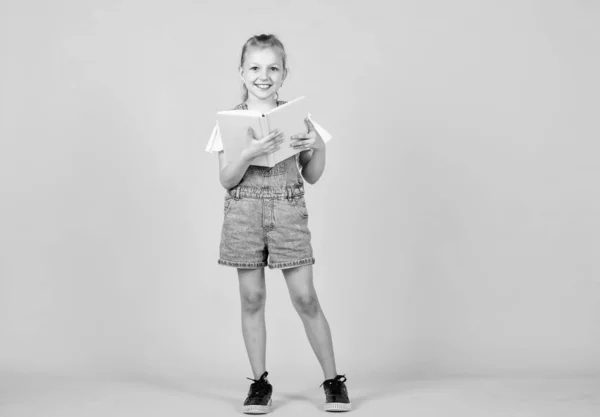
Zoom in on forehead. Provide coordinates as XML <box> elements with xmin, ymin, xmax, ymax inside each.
<box><xmin>244</xmin><ymin>46</ymin><xmax>283</xmax><ymax>65</ymax></box>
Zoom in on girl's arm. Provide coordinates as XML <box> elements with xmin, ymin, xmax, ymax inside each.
<box><xmin>292</xmin><ymin>118</ymin><xmax>327</xmax><ymax>185</ymax></box>
<box><xmin>218</xmin><ymin>150</ymin><xmax>253</xmax><ymax>190</ymax></box>
<box><xmin>218</xmin><ymin>128</ymin><xmax>285</xmax><ymax>189</ymax></box>
<box><xmin>299</xmin><ymin>148</ymin><xmax>326</xmax><ymax>184</ymax></box>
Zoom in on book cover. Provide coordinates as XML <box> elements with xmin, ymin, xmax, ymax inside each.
<box><xmin>216</xmin><ymin>96</ymin><xmax>309</xmax><ymax>167</ymax></box>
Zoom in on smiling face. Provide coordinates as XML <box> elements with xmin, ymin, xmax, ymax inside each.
<box><xmin>239</xmin><ymin>46</ymin><xmax>287</xmax><ymax>102</ymax></box>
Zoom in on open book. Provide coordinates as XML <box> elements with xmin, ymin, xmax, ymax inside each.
<box><xmin>216</xmin><ymin>96</ymin><xmax>310</xmax><ymax>167</ymax></box>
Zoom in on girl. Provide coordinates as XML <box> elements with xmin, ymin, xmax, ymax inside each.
<box><xmin>206</xmin><ymin>34</ymin><xmax>351</xmax><ymax>414</ymax></box>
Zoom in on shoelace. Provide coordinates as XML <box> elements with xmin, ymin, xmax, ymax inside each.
<box><xmin>319</xmin><ymin>374</ymin><xmax>347</xmax><ymax>390</ymax></box>
<box><xmin>247</xmin><ymin>375</ymin><xmax>270</xmax><ymax>396</ymax></box>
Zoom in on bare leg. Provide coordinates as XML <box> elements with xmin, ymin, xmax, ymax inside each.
<box><xmin>238</xmin><ymin>267</ymin><xmax>267</xmax><ymax>380</ymax></box>
<box><xmin>282</xmin><ymin>265</ymin><xmax>338</xmax><ymax>380</ymax></box>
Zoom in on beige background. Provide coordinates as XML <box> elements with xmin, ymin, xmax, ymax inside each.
<box><xmin>1</xmin><ymin>0</ymin><xmax>599</xmax><ymax>383</ymax></box>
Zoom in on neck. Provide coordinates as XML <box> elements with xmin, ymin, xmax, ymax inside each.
<box><xmin>245</xmin><ymin>95</ymin><xmax>277</xmax><ymax>112</ymax></box>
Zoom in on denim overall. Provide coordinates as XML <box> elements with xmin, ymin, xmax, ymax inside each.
<box><xmin>218</xmin><ymin>101</ymin><xmax>314</xmax><ymax>269</ymax></box>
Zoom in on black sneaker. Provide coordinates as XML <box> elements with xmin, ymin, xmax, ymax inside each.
<box><xmin>320</xmin><ymin>374</ymin><xmax>352</xmax><ymax>412</ymax></box>
<box><xmin>242</xmin><ymin>371</ymin><xmax>273</xmax><ymax>414</ymax></box>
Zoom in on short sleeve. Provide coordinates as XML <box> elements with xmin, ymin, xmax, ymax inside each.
<box><xmin>205</xmin><ymin>122</ymin><xmax>223</xmax><ymax>153</ymax></box>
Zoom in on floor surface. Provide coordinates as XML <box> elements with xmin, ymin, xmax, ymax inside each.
<box><xmin>1</xmin><ymin>374</ymin><xmax>599</xmax><ymax>416</ymax></box>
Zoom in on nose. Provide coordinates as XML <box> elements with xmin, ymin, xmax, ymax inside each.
<box><xmin>259</xmin><ymin>69</ymin><xmax>270</xmax><ymax>80</ymax></box>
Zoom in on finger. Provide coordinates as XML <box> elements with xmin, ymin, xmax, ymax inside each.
<box><xmin>290</xmin><ymin>137</ymin><xmax>310</xmax><ymax>146</ymax></box>
<box><xmin>247</xmin><ymin>126</ymin><xmax>257</xmax><ymax>139</ymax></box>
<box><xmin>268</xmin><ymin>129</ymin><xmax>282</xmax><ymax>139</ymax></box>
<box><xmin>268</xmin><ymin>130</ymin><xmax>284</xmax><ymax>140</ymax></box>
<box><xmin>269</xmin><ymin>133</ymin><xmax>285</xmax><ymax>144</ymax></box>
<box><xmin>269</xmin><ymin>138</ymin><xmax>284</xmax><ymax>147</ymax></box>
<box><xmin>262</xmin><ymin>132</ymin><xmax>282</xmax><ymax>146</ymax></box>
<box><xmin>292</xmin><ymin>140</ymin><xmax>312</xmax><ymax>149</ymax></box>
<box><xmin>290</xmin><ymin>133</ymin><xmax>310</xmax><ymax>140</ymax></box>
<box><xmin>304</xmin><ymin>117</ymin><xmax>316</xmax><ymax>132</ymax></box>
<box><xmin>290</xmin><ymin>136</ymin><xmax>311</xmax><ymax>144</ymax></box>
<box><xmin>260</xmin><ymin>130</ymin><xmax>278</xmax><ymax>143</ymax></box>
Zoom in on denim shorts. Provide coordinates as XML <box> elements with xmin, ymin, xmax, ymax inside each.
<box><xmin>218</xmin><ymin>186</ymin><xmax>315</xmax><ymax>269</ymax></box>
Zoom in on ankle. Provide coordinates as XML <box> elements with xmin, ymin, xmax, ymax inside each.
<box><xmin>323</xmin><ymin>372</ymin><xmax>338</xmax><ymax>381</ymax></box>
<box><xmin>253</xmin><ymin>370</ymin><xmax>268</xmax><ymax>380</ymax></box>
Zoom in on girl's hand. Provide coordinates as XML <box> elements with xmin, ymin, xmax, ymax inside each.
<box><xmin>290</xmin><ymin>118</ymin><xmax>325</xmax><ymax>151</ymax></box>
<box><xmin>242</xmin><ymin>127</ymin><xmax>285</xmax><ymax>161</ymax></box>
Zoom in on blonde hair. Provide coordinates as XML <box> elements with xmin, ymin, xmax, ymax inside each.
<box><xmin>239</xmin><ymin>34</ymin><xmax>288</xmax><ymax>102</ymax></box>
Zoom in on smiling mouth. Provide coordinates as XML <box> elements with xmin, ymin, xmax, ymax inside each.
<box><xmin>255</xmin><ymin>84</ymin><xmax>272</xmax><ymax>90</ymax></box>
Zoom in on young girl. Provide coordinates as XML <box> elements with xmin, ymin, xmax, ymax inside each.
<box><xmin>206</xmin><ymin>34</ymin><xmax>352</xmax><ymax>414</ymax></box>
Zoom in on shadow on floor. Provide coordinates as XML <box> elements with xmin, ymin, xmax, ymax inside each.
<box><xmin>127</xmin><ymin>372</ymin><xmax>406</xmax><ymax>413</ymax></box>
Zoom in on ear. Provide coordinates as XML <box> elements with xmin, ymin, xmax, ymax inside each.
<box><xmin>238</xmin><ymin>66</ymin><xmax>244</xmax><ymax>82</ymax></box>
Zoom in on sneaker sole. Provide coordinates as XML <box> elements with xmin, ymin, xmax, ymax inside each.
<box><xmin>324</xmin><ymin>402</ymin><xmax>352</xmax><ymax>412</ymax></box>
<box><xmin>243</xmin><ymin>398</ymin><xmax>272</xmax><ymax>414</ymax></box>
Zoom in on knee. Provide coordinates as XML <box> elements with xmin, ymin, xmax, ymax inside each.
<box><xmin>293</xmin><ymin>294</ymin><xmax>320</xmax><ymax>317</ymax></box>
<box><xmin>241</xmin><ymin>291</ymin><xmax>266</xmax><ymax>314</ymax></box>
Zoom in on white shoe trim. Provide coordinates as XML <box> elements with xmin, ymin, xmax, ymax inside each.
<box><xmin>243</xmin><ymin>398</ymin><xmax>272</xmax><ymax>414</ymax></box>
<box><xmin>324</xmin><ymin>401</ymin><xmax>352</xmax><ymax>412</ymax></box>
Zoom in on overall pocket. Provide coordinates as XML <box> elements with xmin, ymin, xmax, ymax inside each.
<box><xmin>292</xmin><ymin>196</ymin><xmax>309</xmax><ymax>219</ymax></box>
<box><xmin>224</xmin><ymin>198</ymin><xmax>234</xmax><ymax>216</ymax></box>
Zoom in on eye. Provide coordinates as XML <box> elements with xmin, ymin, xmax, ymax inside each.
<box><xmin>270</xmin><ymin>67</ymin><xmax>279</xmax><ymax>71</ymax></box>
<box><xmin>250</xmin><ymin>66</ymin><xmax>258</xmax><ymax>71</ymax></box>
